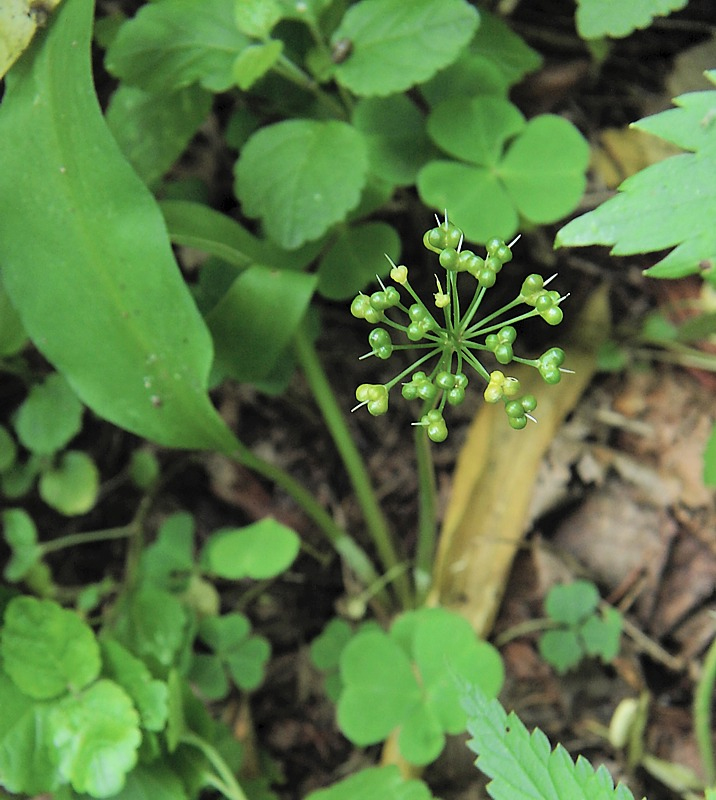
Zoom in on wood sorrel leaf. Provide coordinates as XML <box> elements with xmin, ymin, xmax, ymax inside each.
<box><xmin>0</xmin><ymin>0</ymin><xmax>237</xmax><ymax>452</ymax></box>
<box><xmin>1</xmin><ymin>596</ymin><xmax>100</xmax><ymax>699</ymax></box>
<box><xmin>105</xmin><ymin>0</ymin><xmax>250</xmax><ymax>93</ymax></box>
<box><xmin>332</xmin><ymin>0</ymin><xmax>479</xmax><ymax>97</ymax></box>
<box><xmin>234</xmin><ymin>119</ymin><xmax>368</xmax><ymax>249</ymax></box>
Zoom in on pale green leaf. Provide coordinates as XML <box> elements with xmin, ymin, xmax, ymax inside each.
<box><xmin>398</xmin><ymin>703</ymin><xmax>444</xmax><ymax>766</ymax></box>
<box><xmin>235</xmin><ymin>0</ymin><xmax>282</xmax><ymax>37</ymax></box>
<box><xmin>581</xmin><ymin>607</ymin><xmax>622</xmax><ymax>662</ymax></box>
<box><xmin>2</xmin><ymin>507</ymin><xmax>42</xmax><ymax>581</ymax></box>
<box><xmin>634</xmin><ymin>88</ymin><xmax>716</xmax><ymax>152</ymax></box>
<box><xmin>538</xmin><ymin>629</ymin><xmax>583</xmax><ymax>674</ymax></box>
<box><xmin>332</xmin><ymin>0</ymin><xmax>479</xmax><ymax>97</ymax></box>
<box><xmin>575</xmin><ymin>0</ymin><xmax>688</xmax><ymax>39</ymax></box>
<box><xmin>317</xmin><ymin>222</ymin><xmax>400</xmax><ymax>300</ymax></box>
<box><xmin>106</xmin><ymin>84</ymin><xmax>212</xmax><ymax>187</ymax></box>
<box><xmin>235</xmin><ymin>119</ymin><xmax>368</xmax><ymax>248</ymax></box>
<box><xmin>1</xmin><ymin>596</ymin><xmax>100</xmax><ymax>699</ymax></box>
<box><xmin>0</xmin><ymin>0</ymin><xmax>237</xmax><ymax>451</ymax></box>
<box><xmin>14</xmin><ymin>373</ymin><xmax>83</xmax><ymax>456</ymax></box>
<box><xmin>305</xmin><ymin>765</ymin><xmax>435</xmax><ymax>800</ymax></box>
<box><xmin>105</xmin><ymin>0</ymin><xmax>250</xmax><ymax>92</ymax></box>
<box><xmin>50</xmin><ymin>679</ymin><xmax>141</xmax><ymax>798</ymax></box>
<box><xmin>201</xmin><ymin>518</ymin><xmax>300</xmax><ymax>579</ymax></box>
<box><xmin>545</xmin><ymin>581</ymin><xmax>599</xmax><ymax>625</ymax></box>
<box><xmin>38</xmin><ymin>450</ymin><xmax>100</xmax><ymax>516</ymax></box>
<box><xmin>232</xmin><ymin>40</ymin><xmax>283</xmax><ymax>90</ymax></box>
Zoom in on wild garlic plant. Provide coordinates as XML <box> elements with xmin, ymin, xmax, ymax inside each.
<box><xmin>351</xmin><ymin>214</ymin><xmax>572</xmax><ymax>440</ymax></box>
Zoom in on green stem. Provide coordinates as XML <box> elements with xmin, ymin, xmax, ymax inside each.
<box><xmin>182</xmin><ymin>732</ymin><xmax>248</xmax><ymax>800</ymax></box>
<box><xmin>694</xmin><ymin>634</ymin><xmax>716</xmax><ymax>787</ymax></box>
<box><xmin>41</xmin><ymin>525</ymin><xmax>133</xmax><ymax>554</ymax></box>
<box><xmin>413</xmin><ymin>412</ymin><xmax>437</xmax><ymax>604</ymax></box>
<box><xmin>293</xmin><ymin>321</ymin><xmax>413</xmax><ymax>610</ymax></box>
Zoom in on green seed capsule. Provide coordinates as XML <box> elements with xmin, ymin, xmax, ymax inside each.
<box><xmin>439</xmin><ymin>247</ymin><xmax>460</xmax><ymax>271</ymax></box>
<box><xmin>435</xmin><ymin>371</ymin><xmax>455</xmax><ymax>390</ymax></box>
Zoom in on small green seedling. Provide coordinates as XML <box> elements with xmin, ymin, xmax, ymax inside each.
<box><xmin>332</xmin><ymin>606</ymin><xmax>503</xmax><ymax>765</ymax></box>
<box><xmin>539</xmin><ymin>580</ymin><xmax>623</xmax><ymax>674</ymax></box>
<box><xmin>351</xmin><ymin>214</ymin><xmax>572</xmax><ymax>440</ymax></box>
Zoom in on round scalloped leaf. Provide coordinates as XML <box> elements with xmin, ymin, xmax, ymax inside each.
<box><xmin>2</xmin><ymin>507</ymin><xmax>42</xmax><ymax>582</ymax></box>
<box><xmin>234</xmin><ymin>119</ymin><xmax>368</xmax><ymax>249</ymax></box>
<box><xmin>352</xmin><ymin>95</ymin><xmax>435</xmax><ymax>186</ymax></box>
<box><xmin>304</xmin><ymin>765</ymin><xmax>434</xmax><ymax>800</ymax></box>
<box><xmin>14</xmin><ymin>373</ymin><xmax>83</xmax><ymax>456</ymax></box>
<box><xmin>1</xmin><ymin>596</ymin><xmax>100</xmax><ymax>699</ymax></box>
<box><xmin>318</xmin><ymin>222</ymin><xmax>400</xmax><ymax>300</ymax></box>
<box><xmin>337</xmin><ymin>630</ymin><xmax>421</xmax><ymax>745</ymax></box>
<box><xmin>200</xmin><ymin>518</ymin><xmax>300</xmax><ymax>580</ymax></box>
<box><xmin>427</xmin><ymin>97</ymin><xmax>525</xmax><ymax>167</ymax></box>
<box><xmin>49</xmin><ymin>679</ymin><xmax>141</xmax><ymax>798</ymax></box>
<box><xmin>418</xmin><ymin>160</ymin><xmax>517</xmax><ymax>243</ymax></box>
<box><xmin>332</xmin><ymin>0</ymin><xmax>479</xmax><ymax>97</ymax></box>
<box><xmin>39</xmin><ymin>450</ymin><xmax>99</xmax><ymax>516</ymax></box>
<box><xmin>499</xmin><ymin>115</ymin><xmax>589</xmax><ymax>224</ymax></box>
<box><xmin>575</xmin><ymin>0</ymin><xmax>688</xmax><ymax>39</ymax></box>
<box><xmin>545</xmin><ymin>580</ymin><xmax>600</xmax><ymax>626</ymax></box>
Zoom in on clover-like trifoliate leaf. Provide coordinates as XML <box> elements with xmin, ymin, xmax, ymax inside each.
<box><xmin>305</xmin><ymin>765</ymin><xmax>435</xmax><ymax>800</ymax></box>
<box><xmin>105</xmin><ymin>0</ymin><xmax>250</xmax><ymax>93</ymax></box>
<box><xmin>200</xmin><ymin>518</ymin><xmax>300</xmax><ymax>580</ymax></box>
<box><xmin>101</xmin><ymin>639</ymin><xmax>169</xmax><ymax>732</ymax></box>
<box><xmin>2</xmin><ymin>507</ymin><xmax>42</xmax><ymax>582</ymax></box>
<box><xmin>14</xmin><ymin>372</ymin><xmax>83</xmax><ymax>455</ymax></box>
<box><xmin>538</xmin><ymin>629</ymin><xmax>583</xmax><ymax>674</ymax></box>
<box><xmin>1</xmin><ymin>596</ymin><xmax>100</xmax><ymax>699</ymax></box>
<box><xmin>555</xmin><ymin>76</ymin><xmax>716</xmax><ymax>280</ymax></box>
<box><xmin>38</xmin><ymin>450</ymin><xmax>100</xmax><ymax>516</ymax></box>
<box><xmin>331</xmin><ymin>0</ymin><xmax>478</xmax><ymax>97</ymax></box>
<box><xmin>581</xmin><ymin>607</ymin><xmax>623</xmax><ymax>662</ymax></box>
<box><xmin>235</xmin><ymin>119</ymin><xmax>368</xmax><ymax>249</ymax></box>
<box><xmin>197</xmin><ymin>613</ymin><xmax>271</xmax><ymax>691</ymax></box>
<box><xmin>464</xmin><ymin>682</ymin><xmax>637</xmax><ymax>800</ymax></box>
<box><xmin>49</xmin><ymin>679</ymin><xmax>141</xmax><ymax>798</ymax></box>
<box><xmin>575</xmin><ymin>0</ymin><xmax>688</xmax><ymax>39</ymax></box>
<box><xmin>545</xmin><ymin>581</ymin><xmax>599</xmax><ymax>626</ymax></box>
<box><xmin>318</xmin><ymin>221</ymin><xmax>400</xmax><ymax>300</ymax></box>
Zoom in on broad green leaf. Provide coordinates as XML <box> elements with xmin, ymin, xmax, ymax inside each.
<box><xmin>0</xmin><ymin>0</ymin><xmax>237</xmax><ymax>451</ymax></box>
<box><xmin>14</xmin><ymin>373</ymin><xmax>83</xmax><ymax>456</ymax></box>
<box><xmin>103</xmin><ymin>761</ymin><xmax>189</xmax><ymax>800</ymax></box>
<box><xmin>205</xmin><ymin>264</ymin><xmax>317</xmax><ymax>383</ymax></box>
<box><xmin>106</xmin><ymin>84</ymin><xmax>212</xmax><ymax>186</ymax></box>
<box><xmin>464</xmin><ymin>682</ymin><xmax>637</xmax><ymax>800</ymax></box>
<box><xmin>38</xmin><ymin>450</ymin><xmax>100</xmax><ymax>516</ymax></box>
<box><xmin>469</xmin><ymin>10</ymin><xmax>542</xmax><ymax>86</ymax></box>
<box><xmin>545</xmin><ymin>581</ymin><xmax>599</xmax><ymax>625</ymax></box>
<box><xmin>0</xmin><ymin>0</ymin><xmax>63</xmax><ymax>79</ymax></box>
<box><xmin>201</xmin><ymin>518</ymin><xmax>300</xmax><ymax>579</ymax></box>
<box><xmin>101</xmin><ymin>639</ymin><xmax>169</xmax><ymax>732</ymax></box>
<box><xmin>427</xmin><ymin>97</ymin><xmax>525</xmax><ymax>166</ymax></box>
<box><xmin>1</xmin><ymin>596</ymin><xmax>100</xmax><ymax>699</ymax></box>
<box><xmin>352</xmin><ymin>95</ymin><xmax>435</xmax><ymax>186</ymax></box>
<box><xmin>50</xmin><ymin>679</ymin><xmax>141</xmax><ymax>798</ymax></box>
<box><xmin>232</xmin><ymin>40</ymin><xmax>283</xmax><ymax>90</ymax></box>
<box><xmin>538</xmin><ymin>629</ymin><xmax>583</xmax><ymax>674</ymax></box>
<box><xmin>0</xmin><ymin>690</ymin><xmax>59</xmax><ymax>796</ymax></box>
<box><xmin>235</xmin><ymin>0</ymin><xmax>282</xmax><ymax>37</ymax></box>
<box><xmin>499</xmin><ymin>115</ymin><xmax>590</xmax><ymax>223</ymax></box>
<box><xmin>317</xmin><ymin>222</ymin><xmax>400</xmax><ymax>300</ymax></box>
<box><xmin>332</xmin><ymin>0</ymin><xmax>479</xmax><ymax>97</ymax></box>
<box><xmin>418</xmin><ymin>161</ymin><xmax>517</xmax><ymax>243</ymax></box>
<box><xmin>0</xmin><ymin>424</ymin><xmax>17</xmax><ymax>471</ymax></box>
<box><xmin>338</xmin><ymin>630</ymin><xmax>421</xmax><ymax>744</ymax></box>
<box><xmin>0</xmin><ymin>277</ymin><xmax>26</xmax><ymax>356</ymax></box>
<box><xmin>235</xmin><ymin>119</ymin><xmax>368</xmax><ymax>249</ymax></box>
<box><xmin>635</xmin><ymin>88</ymin><xmax>716</xmax><ymax>152</ymax></box>
<box><xmin>140</xmin><ymin>511</ymin><xmax>195</xmax><ymax>590</ymax></box>
<box><xmin>105</xmin><ymin>0</ymin><xmax>250</xmax><ymax>93</ymax></box>
<box><xmin>2</xmin><ymin>507</ymin><xmax>42</xmax><ymax>582</ymax></box>
<box><xmin>575</xmin><ymin>0</ymin><xmax>688</xmax><ymax>39</ymax></box>
<box><xmin>305</xmin><ymin>765</ymin><xmax>435</xmax><ymax>800</ymax></box>
<box><xmin>555</xmin><ymin>151</ymin><xmax>716</xmax><ymax>279</ymax></box>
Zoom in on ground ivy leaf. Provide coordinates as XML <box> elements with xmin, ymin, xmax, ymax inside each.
<box><xmin>1</xmin><ymin>596</ymin><xmax>100</xmax><ymax>699</ymax></box>
<box><xmin>318</xmin><ymin>222</ymin><xmax>400</xmax><ymax>300</ymax></box>
<box><xmin>305</xmin><ymin>765</ymin><xmax>435</xmax><ymax>800</ymax></box>
<box><xmin>38</xmin><ymin>450</ymin><xmax>100</xmax><ymax>516</ymax></box>
<box><xmin>352</xmin><ymin>96</ymin><xmax>435</xmax><ymax>186</ymax></box>
<box><xmin>201</xmin><ymin>518</ymin><xmax>300</xmax><ymax>580</ymax></box>
<box><xmin>427</xmin><ymin>97</ymin><xmax>525</xmax><ymax>167</ymax></box>
<box><xmin>106</xmin><ymin>84</ymin><xmax>212</xmax><ymax>187</ymax></box>
<box><xmin>464</xmin><ymin>683</ymin><xmax>637</xmax><ymax>800</ymax></box>
<box><xmin>14</xmin><ymin>372</ymin><xmax>83</xmax><ymax>456</ymax></box>
<box><xmin>101</xmin><ymin>639</ymin><xmax>169</xmax><ymax>732</ymax></box>
<box><xmin>499</xmin><ymin>114</ymin><xmax>589</xmax><ymax>223</ymax></box>
<box><xmin>575</xmin><ymin>0</ymin><xmax>688</xmax><ymax>39</ymax></box>
<box><xmin>332</xmin><ymin>0</ymin><xmax>478</xmax><ymax>97</ymax></box>
<box><xmin>49</xmin><ymin>679</ymin><xmax>141</xmax><ymax>798</ymax></box>
<box><xmin>2</xmin><ymin>507</ymin><xmax>42</xmax><ymax>582</ymax></box>
<box><xmin>418</xmin><ymin>161</ymin><xmax>517</xmax><ymax>242</ymax></box>
<box><xmin>338</xmin><ymin>630</ymin><xmax>421</xmax><ymax>745</ymax></box>
<box><xmin>105</xmin><ymin>0</ymin><xmax>250</xmax><ymax>93</ymax></box>
<box><xmin>234</xmin><ymin>119</ymin><xmax>368</xmax><ymax>249</ymax></box>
